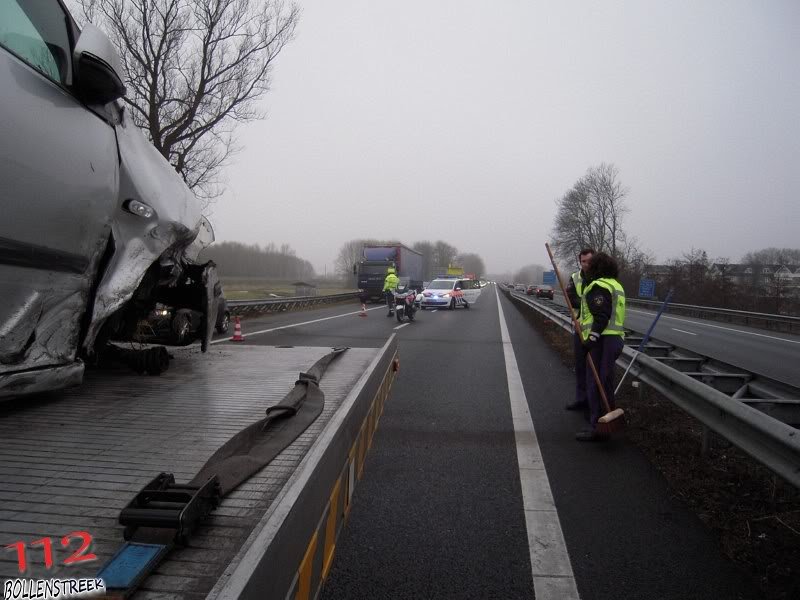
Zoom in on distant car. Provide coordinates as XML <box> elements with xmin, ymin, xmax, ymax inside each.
<box><xmin>536</xmin><ymin>285</ymin><xmax>555</xmax><ymax>300</ymax></box>
<box><xmin>526</xmin><ymin>285</ymin><xmax>536</xmax><ymax>295</ymax></box>
<box><xmin>514</xmin><ymin>284</ymin><xmax>526</xmax><ymax>292</ymax></box>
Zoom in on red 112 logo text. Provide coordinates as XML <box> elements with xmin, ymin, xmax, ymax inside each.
<box><xmin>4</xmin><ymin>532</ymin><xmax>97</xmax><ymax>573</ymax></box>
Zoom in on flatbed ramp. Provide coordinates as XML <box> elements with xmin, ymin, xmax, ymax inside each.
<box><xmin>1</xmin><ymin>339</ymin><xmax>397</xmax><ymax>600</ymax></box>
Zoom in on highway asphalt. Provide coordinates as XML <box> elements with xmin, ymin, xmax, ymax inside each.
<box><xmin>626</xmin><ymin>307</ymin><xmax>800</xmax><ymax>387</ymax></box>
<box><xmin>218</xmin><ymin>287</ymin><xmax>760</xmax><ymax>599</ymax></box>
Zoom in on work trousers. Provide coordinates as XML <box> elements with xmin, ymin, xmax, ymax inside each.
<box><xmin>573</xmin><ymin>332</ymin><xmax>587</xmax><ymax>405</ymax></box>
<box><xmin>385</xmin><ymin>291</ymin><xmax>395</xmax><ymax>313</ymax></box>
<box><xmin>585</xmin><ymin>335</ymin><xmax>625</xmax><ymax>428</ymax></box>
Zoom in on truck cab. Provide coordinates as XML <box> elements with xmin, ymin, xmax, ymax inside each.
<box><xmin>356</xmin><ymin>244</ymin><xmax>423</xmax><ymax>302</ymax></box>
<box><xmin>356</xmin><ymin>262</ymin><xmax>395</xmax><ymax>301</ymax></box>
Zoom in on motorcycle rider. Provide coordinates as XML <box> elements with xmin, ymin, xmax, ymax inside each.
<box><xmin>383</xmin><ymin>266</ymin><xmax>399</xmax><ymax>316</ymax></box>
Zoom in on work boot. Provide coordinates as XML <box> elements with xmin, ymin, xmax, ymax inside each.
<box><xmin>575</xmin><ymin>429</ymin><xmax>608</xmax><ymax>442</ymax></box>
<box><xmin>565</xmin><ymin>400</ymin><xmax>587</xmax><ymax>411</ymax></box>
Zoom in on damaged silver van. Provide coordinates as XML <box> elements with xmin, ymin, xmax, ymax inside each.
<box><xmin>0</xmin><ymin>0</ymin><xmax>219</xmax><ymax>398</ymax></box>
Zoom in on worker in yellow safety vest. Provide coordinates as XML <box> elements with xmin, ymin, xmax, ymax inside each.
<box><xmin>565</xmin><ymin>248</ymin><xmax>595</xmax><ymax>412</ymax></box>
<box><xmin>576</xmin><ymin>252</ymin><xmax>626</xmax><ymax>442</ymax></box>
<box><xmin>383</xmin><ymin>267</ymin><xmax>399</xmax><ymax>316</ymax></box>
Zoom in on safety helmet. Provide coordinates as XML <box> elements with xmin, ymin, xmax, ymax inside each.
<box><xmin>387</xmin><ymin>267</ymin><xmax>396</xmax><ymax>274</ymax></box>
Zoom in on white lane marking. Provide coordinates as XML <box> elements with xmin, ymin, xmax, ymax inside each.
<box><xmin>393</xmin><ymin>323</ymin><xmax>409</xmax><ymax>330</ymax></box>
<box><xmin>628</xmin><ymin>309</ymin><xmax>800</xmax><ymax>345</ymax></box>
<box><xmin>671</xmin><ymin>328</ymin><xmax>697</xmax><ymax>336</ymax></box>
<box><xmin>495</xmin><ymin>287</ymin><xmax>580</xmax><ymax>599</ymax></box>
<box><xmin>210</xmin><ymin>306</ymin><xmax>383</xmax><ymax>344</ymax></box>
<box><xmin>431</xmin><ymin>310</ymin><xmax>438</xmax><ymax>313</ymax></box>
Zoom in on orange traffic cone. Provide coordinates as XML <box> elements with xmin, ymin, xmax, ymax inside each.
<box><xmin>230</xmin><ymin>316</ymin><xmax>245</xmax><ymax>341</ymax></box>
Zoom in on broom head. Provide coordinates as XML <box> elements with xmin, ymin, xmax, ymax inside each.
<box><xmin>596</xmin><ymin>408</ymin><xmax>625</xmax><ymax>434</ymax></box>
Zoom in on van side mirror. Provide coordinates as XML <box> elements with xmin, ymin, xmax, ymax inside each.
<box><xmin>73</xmin><ymin>25</ymin><xmax>127</xmax><ymax>104</ymax></box>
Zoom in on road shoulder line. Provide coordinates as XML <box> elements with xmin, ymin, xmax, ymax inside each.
<box><xmin>495</xmin><ymin>287</ymin><xmax>580</xmax><ymax>600</ymax></box>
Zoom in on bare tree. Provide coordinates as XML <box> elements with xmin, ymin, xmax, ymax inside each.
<box><xmin>412</xmin><ymin>241</ymin><xmax>435</xmax><ymax>281</ymax></box>
<box><xmin>618</xmin><ymin>235</ymin><xmax>653</xmax><ymax>268</ymax></box>
<box><xmin>455</xmin><ymin>253</ymin><xmax>486</xmax><ymax>277</ymax></box>
<box><xmin>682</xmin><ymin>248</ymin><xmax>710</xmax><ymax>287</ymax></box>
<box><xmin>201</xmin><ymin>241</ymin><xmax>313</xmax><ymax>279</ymax></box>
<box><xmin>710</xmin><ymin>257</ymin><xmax>732</xmax><ymax>307</ymax></box>
<box><xmin>433</xmin><ymin>241</ymin><xmax>459</xmax><ymax>272</ymax></box>
<box><xmin>765</xmin><ymin>270</ymin><xmax>791</xmax><ymax>314</ymax></box>
<box><xmin>741</xmin><ymin>247</ymin><xmax>800</xmax><ymax>266</ymax></box>
<box><xmin>77</xmin><ymin>0</ymin><xmax>300</xmax><ymax>199</ymax></box>
<box><xmin>550</xmin><ymin>163</ymin><xmax>632</xmax><ymax>263</ymax></box>
<box><xmin>334</xmin><ymin>239</ymin><xmax>370</xmax><ymax>278</ymax></box>
<box><xmin>550</xmin><ymin>187</ymin><xmax>592</xmax><ymax>260</ymax></box>
<box><xmin>616</xmin><ymin>237</ymin><xmax>655</xmax><ymax>298</ymax></box>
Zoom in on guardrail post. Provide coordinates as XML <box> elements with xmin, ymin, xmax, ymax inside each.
<box><xmin>700</xmin><ymin>426</ymin><xmax>711</xmax><ymax>458</ymax></box>
<box><xmin>631</xmin><ymin>380</ymin><xmax>644</xmax><ymax>403</ymax></box>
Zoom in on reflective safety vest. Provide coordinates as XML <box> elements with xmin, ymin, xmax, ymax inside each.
<box><xmin>580</xmin><ymin>278</ymin><xmax>626</xmax><ymax>340</ymax></box>
<box><xmin>571</xmin><ymin>271</ymin><xmax>584</xmax><ymax>319</ymax></box>
<box><xmin>383</xmin><ymin>273</ymin><xmax>399</xmax><ymax>292</ymax></box>
<box><xmin>571</xmin><ymin>271</ymin><xmax>584</xmax><ymax>297</ymax></box>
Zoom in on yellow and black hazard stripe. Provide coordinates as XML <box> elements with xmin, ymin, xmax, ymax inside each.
<box><xmin>290</xmin><ymin>355</ymin><xmax>398</xmax><ymax>600</ymax></box>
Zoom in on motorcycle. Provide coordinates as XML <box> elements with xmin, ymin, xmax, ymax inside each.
<box><xmin>394</xmin><ymin>286</ymin><xmax>418</xmax><ymax>323</ymax></box>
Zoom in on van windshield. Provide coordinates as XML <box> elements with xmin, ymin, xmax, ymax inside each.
<box><xmin>428</xmin><ymin>279</ymin><xmax>456</xmax><ymax>290</ymax></box>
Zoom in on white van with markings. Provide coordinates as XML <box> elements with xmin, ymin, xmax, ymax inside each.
<box><xmin>420</xmin><ymin>278</ymin><xmax>481</xmax><ymax>310</ymax></box>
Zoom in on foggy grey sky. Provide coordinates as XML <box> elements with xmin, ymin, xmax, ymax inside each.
<box><xmin>210</xmin><ymin>0</ymin><xmax>800</xmax><ymax>275</ymax></box>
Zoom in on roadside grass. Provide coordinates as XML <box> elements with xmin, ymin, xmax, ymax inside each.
<box><xmin>220</xmin><ymin>277</ymin><xmax>357</xmax><ymax>300</ymax></box>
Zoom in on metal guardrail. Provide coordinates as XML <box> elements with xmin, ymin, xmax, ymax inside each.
<box><xmin>622</xmin><ymin>349</ymin><xmax>800</xmax><ymax>487</ymax></box>
<box><xmin>627</xmin><ymin>298</ymin><xmax>800</xmax><ymax>334</ymax></box>
<box><xmin>227</xmin><ymin>292</ymin><xmax>359</xmax><ymax>315</ymax></box>
<box><xmin>502</xmin><ymin>287</ymin><xmax>800</xmax><ymax>488</ymax></box>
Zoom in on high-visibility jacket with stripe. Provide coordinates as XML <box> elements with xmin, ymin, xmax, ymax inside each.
<box><xmin>383</xmin><ymin>273</ymin><xmax>399</xmax><ymax>292</ymax></box>
<box><xmin>579</xmin><ymin>278</ymin><xmax>626</xmax><ymax>340</ymax></box>
<box><xmin>570</xmin><ymin>271</ymin><xmax>585</xmax><ymax>319</ymax></box>
<box><xmin>571</xmin><ymin>271</ymin><xmax>584</xmax><ymax>296</ymax></box>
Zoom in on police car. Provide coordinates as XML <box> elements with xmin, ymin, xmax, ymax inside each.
<box><xmin>419</xmin><ymin>278</ymin><xmax>481</xmax><ymax>310</ymax></box>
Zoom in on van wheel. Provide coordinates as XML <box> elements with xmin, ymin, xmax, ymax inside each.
<box><xmin>216</xmin><ymin>312</ymin><xmax>230</xmax><ymax>334</ymax></box>
<box><xmin>172</xmin><ymin>311</ymin><xmax>192</xmax><ymax>345</ymax></box>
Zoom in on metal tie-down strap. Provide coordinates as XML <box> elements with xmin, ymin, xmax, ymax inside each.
<box><xmin>96</xmin><ymin>347</ymin><xmax>350</xmax><ymax>597</ymax></box>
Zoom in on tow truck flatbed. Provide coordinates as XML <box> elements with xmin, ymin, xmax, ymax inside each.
<box><xmin>1</xmin><ymin>339</ymin><xmax>397</xmax><ymax>600</ymax></box>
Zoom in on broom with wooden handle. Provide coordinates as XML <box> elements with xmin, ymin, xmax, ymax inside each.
<box><xmin>545</xmin><ymin>243</ymin><xmax>624</xmax><ymax>433</ymax></box>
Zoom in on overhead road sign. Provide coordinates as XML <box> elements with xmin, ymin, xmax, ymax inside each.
<box><xmin>638</xmin><ymin>278</ymin><xmax>656</xmax><ymax>298</ymax></box>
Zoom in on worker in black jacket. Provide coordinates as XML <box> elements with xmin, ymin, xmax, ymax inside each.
<box><xmin>565</xmin><ymin>248</ymin><xmax>594</xmax><ymax>412</ymax></box>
